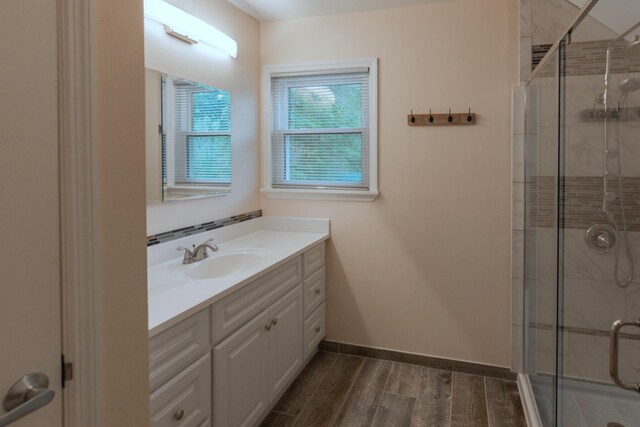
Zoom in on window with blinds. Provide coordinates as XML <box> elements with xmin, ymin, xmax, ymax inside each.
<box><xmin>162</xmin><ymin>75</ymin><xmax>231</xmax><ymax>188</ymax></box>
<box><xmin>270</xmin><ymin>69</ymin><xmax>371</xmax><ymax>190</ymax></box>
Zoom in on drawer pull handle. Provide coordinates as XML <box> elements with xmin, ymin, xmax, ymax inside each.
<box><xmin>315</xmin><ymin>326</ymin><xmax>321</xmax><ymax>333</ymax></box>
<box><xmin>174</xmin><ymin>409</ymin><xmax>185</xmax><ymax>421</ymax></box>
<box><xmin>271</xmin><ymin>318</ymin><xmax>278</xmax><ymax>326</ymax></box>
<box><xmin>265</xmin><ymin>325</ymin><xmax>272</xmax><ymax>331</ymax></box>
<box><xmin>314</xmin><ymin>288</ymin><xmax>321</xmax><ymax>295</ymax></box>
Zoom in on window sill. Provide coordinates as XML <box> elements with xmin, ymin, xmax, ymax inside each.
<box><xmin>261</xmin><ymin>188</ymin><xmax>379</xmax><ymax>202</ymax></box>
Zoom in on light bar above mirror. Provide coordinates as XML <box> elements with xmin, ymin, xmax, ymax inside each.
<box><xmin>144</xmin><ymin>0</ymin><xmax>238</xmax><ymax>58</ymax></box>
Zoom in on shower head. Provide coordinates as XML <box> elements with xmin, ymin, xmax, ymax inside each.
<box><xmin>619</xmin><ymin>77</ymin><xmax>640</xmax><ymax>94</ymax></box>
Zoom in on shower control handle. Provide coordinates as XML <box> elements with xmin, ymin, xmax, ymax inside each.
<box><xmin>610</xmin><ymin>318</ymin><xmax>640</xmax><ymax>393</ymax></box>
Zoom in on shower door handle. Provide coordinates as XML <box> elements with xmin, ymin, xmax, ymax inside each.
<box><xmin>610</xmin><ymin>319</ymin><xmax>640</xmax><ymax>393</ymax></box>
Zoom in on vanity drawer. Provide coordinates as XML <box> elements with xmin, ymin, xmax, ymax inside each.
<box><xmin>302</xmin><ymin>243</ymin><xmax>325</xmax><ymax>278</ymax></box>
<box><xmin>303</xmin><ymin>303</ymin><xmax>325</xmax><ymax>361</ymax></box>
<box><xmin>149</xmin><ymin>309</ymin><xmax>210</xmax><ymax>392</ymax></box>
<box><xmin>303</xmin><ymin>267</ymin><xmax>325</xmax><ymax>319</ymax></box>
<box><xmin>150</xmin><ymin>353</ymin><xmax>211</xmax><ymax>427</ymax></box>
<box><xmin>212</xmin><ymin>257</ymin><xmax>302</xmax><ymax>344</ymax></box>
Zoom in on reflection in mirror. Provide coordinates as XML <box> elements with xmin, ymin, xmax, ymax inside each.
<box><xmin>145</xmin><ymin>68</ymin><xmax>231</xmax><ymax>202</ymax></box>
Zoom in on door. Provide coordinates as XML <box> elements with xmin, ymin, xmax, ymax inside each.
<box><xmin>557</xmin><ymin>10</ymin><xmax>640</xmax><ymax>426</ymax></box>
<box><xmin>214</xmin><ymin>310</ymin><xmax>269</xmax><ymax>427</ymax></box>
<box><xmin>0</xmin><ymin>0</ymin><xmax>63</xmax><ymax>426</ymax></box>
<box><xmin>268</xmin><ymin>286</ymin><xmax>303</xmax><ymax>402</ymax></box>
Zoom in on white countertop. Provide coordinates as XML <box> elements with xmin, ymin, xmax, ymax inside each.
<box><xmin>147</xmin><ymin>217</ymin><xmax>330</xmax><ymax>337</ymax></box>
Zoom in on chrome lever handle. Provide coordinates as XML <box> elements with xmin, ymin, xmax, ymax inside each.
<box><xmin>177</xmin><ymin>247</ymin><xmax>195</xmax><ymax>264</ymax></box>
<box><xmin>610</xmin><ymin>319</ymin><xmax>640</xmax><ymax>393</ymax></box>
<box><xmin>0</xmin><ymin>373</ymin><xmax>55</xmax><ymax>427</ymax></box>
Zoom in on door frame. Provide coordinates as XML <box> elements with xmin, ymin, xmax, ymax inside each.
<box><xmin>58</xmin><ymin>0</ymin><xmax>99</xmax><ymax>425</ymax></box>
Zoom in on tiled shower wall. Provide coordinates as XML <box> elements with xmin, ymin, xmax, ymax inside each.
<box><xmin>515</xmin><ymin>0</ymin><xmax>640</xmax><ymax>385</ymax></box>
<box><xmin>519</xmin><ymin>0</ymin><xmax>618</xmax><ymax>83</ymax></box>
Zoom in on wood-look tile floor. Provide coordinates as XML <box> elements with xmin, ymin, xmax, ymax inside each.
<box><xmin>261</xmin><ymin>352</ymin><xmax>526</xmax><ymax>427</ymax></box>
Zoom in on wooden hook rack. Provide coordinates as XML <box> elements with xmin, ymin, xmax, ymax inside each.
<box><xmin>407</xmin><ymin>109</ymin><xmax>476</xmax><ymax>126</ymax></box>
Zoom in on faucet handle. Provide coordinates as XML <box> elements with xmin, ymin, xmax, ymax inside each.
<box><xmin>177</xmin><ymin>247</ymin><xmax>195</xmax><ymax>264</ymax></box>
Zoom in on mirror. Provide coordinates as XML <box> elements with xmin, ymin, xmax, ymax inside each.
<box><xmin>145</xmin><ymin>68</ymin><xmax>232</xmax><ymax>202</ymax></box>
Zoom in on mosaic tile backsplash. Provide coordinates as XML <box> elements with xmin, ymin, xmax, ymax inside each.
<box><xmin>147</xmin><ymin>210</ymin><xmax>262</xmax><ymax>246</ymax></box>
<box><xmin>528</xmin><ymin>176</ymin><xmax>640</xmax><ymax>231</ymax></box>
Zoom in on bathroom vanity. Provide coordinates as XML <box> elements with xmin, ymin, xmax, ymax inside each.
<box><xmin>147</xmin><ymin>218</ymin><xmax>329</xmax><ymax>427</ymax></box>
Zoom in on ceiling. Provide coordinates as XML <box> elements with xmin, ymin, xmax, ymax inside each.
<box><xmin>226</xmin><ymin>0</ymin><xmax>456</xmax><ymax>22</ymax></box>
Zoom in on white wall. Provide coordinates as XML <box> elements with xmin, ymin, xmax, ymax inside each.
<box><xmin>95</xmin><ymin>0</ymin><xmax>150</xmax><ymax>424</ymax></box>
<box><xmin>261</xmin><ymin>0</ymin><xmax>519</xmax><ymax>367</ymax></box>
<box><xmin>145</xmin><ymin>0</ymin><xmax>261</xmax><ymax>235</ymax></box>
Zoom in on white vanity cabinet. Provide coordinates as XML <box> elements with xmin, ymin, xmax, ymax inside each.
<box><xmin>302</xmin><ymin>244</ymin><xmax>326</xmax><ymax>362</ymax></box>
<box><xmin>213</xmin><ymin>285</ymin><xmax>303</xmax><ymax>427</ymax></box>
<box><xmin>149</xmin><ymin>309</ymin><xmax>212</xmax><ymax>427</ymax></box>
<box><xmin>149</xmin><ymin>241</ymin><xmax>326</xmax><ymax>427</ymax></box>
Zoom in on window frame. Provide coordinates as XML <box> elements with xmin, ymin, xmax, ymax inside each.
<box><xmin>261</xmin><ymin>59</ymin><xmax>379</xmax><ymax>202</ymax></box>
<box><xmin>162</xmin><ymin>74</ymin><xmax>232</xmax><ymax>193</ymax></box>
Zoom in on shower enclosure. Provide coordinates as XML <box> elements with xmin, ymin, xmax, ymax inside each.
<box><xmin>519</xmin><ymin>0</ymin><xmax>640</xmax><ymax>424</ymax></box>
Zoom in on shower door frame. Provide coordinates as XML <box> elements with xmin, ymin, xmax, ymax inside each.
<box><xmin>522</xmin><ymin>0</ymin><xmax>602</xmax><ymax>425</ymax></box>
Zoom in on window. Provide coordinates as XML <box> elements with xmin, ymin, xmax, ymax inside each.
<box><xmin>262</xmin><ymin>59</ymin><xmax>378</xmax><ymax>201</ymax></box>
<box><xmin>161</xmin><ymin>74</ymin><xmax>231</xmax><ymax>199</ymax></box>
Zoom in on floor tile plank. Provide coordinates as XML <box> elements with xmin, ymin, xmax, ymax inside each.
<box><xmin>411</xmin><ymin>368</ymin><xmax>452</xmax><ymax>427</ymax></box>
<box><xmin>385</xmin><ymin>363</ymin><xmax>422</xmax><ymax>397</ymax></box>
<box><xmin>260</xmin><ymin>411</ymin><xmax>297</xmax><ymax>427</ymax></box>
<box><xmin>451</xmin><ymin>373</ymin><xmax>489</xmax><ymax>427</ymax></box>
<box><xmin>294</xmin><ymin>354</ymin><xmax>364</xmax><ymax>427</ymax></box>
<box><xmin>266</xmin><ymin>351</ymin><xmax>530</xmax><ymax>427</ymax></box>
<box><xmin>485</xmin><ymin>378</ymin><xmax>526</xmax><ymax>427</ymax></box>
<box><xmin>371</xmin><ymin>392</ymin><xmax>416</xmax><ymax>427</ymax></box>
<box><xmin>334</xmin><ymin>359</ymin><xmax>392</xmax><ymax>427</ymax></box>
<box><xmin>273</xmin><ymin>351</ymin><xmax>338</xmax><ymax>415</ymax></box>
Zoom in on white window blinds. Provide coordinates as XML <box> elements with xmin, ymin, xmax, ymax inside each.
<box><xmin>163</xmin><ymin>76</ymin><xmax>231</xmax><ymax>187</ymax></box>
<box><xmin>270</xmin><ymin>69</ymin><xmax>370</xmax><ymax>190</ymax></box>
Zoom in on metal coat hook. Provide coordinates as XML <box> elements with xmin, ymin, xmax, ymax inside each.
<box><xmin>407</xmin><ymin>109</ymin><xmax>476</xmax><ymax>126</ymax></box>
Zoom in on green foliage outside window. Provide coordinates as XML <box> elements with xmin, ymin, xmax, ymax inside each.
<box><xmin>191</xmin><ymin>90</ymin><xmax>231</xmax><ymax>132</ymax></box>
<box><xmin>286</xmin><ymin>84</ymin><xmax>363</xmax><ymax>183</ymax></box>
<box><xmin>187</xmin><ymin>89</ymin><xmax>231</xmax><ymax>182</ymax></box>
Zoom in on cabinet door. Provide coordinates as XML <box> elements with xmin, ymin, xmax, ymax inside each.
<box><xmin>214</xmin><ymin>310</ymin><xmax>270</xmax><ymax>427</ymax></box>
<box><xmin>268</xmin><ymin>285</ymin><xmax>303</xmax><ymax>402</ymax></box>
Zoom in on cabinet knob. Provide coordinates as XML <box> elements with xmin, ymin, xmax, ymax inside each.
<box><xmin>174</xmin><ymin>409</ymin><xmax>185</xmax><ymax>421</ymax></box>
<box><xmin>314</xmin><ymin>288</ymin><xmax>321</xmax><ymax>295</ymax></box>
<box><xmin>315</xmin><ymin>326</ymin><xmax>321</xmax><ymax>333</ymax></box>
<box><xmin>265</xmin><ymin>324</ymin><xmax>271</xmax><ymax>331</ymax></box>
<box><xmin>271</xmin><ymin>318</ymin><xmax>278</xmax><ymax>326</ymax></box>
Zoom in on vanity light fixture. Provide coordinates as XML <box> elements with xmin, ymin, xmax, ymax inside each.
<box><xmin>144</xmin><ymin>0</ymin><xmax>238</xmax><ymax>58</ymax></box>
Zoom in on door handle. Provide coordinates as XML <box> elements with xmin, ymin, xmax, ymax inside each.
<box><xmin>0</xmin><ymin>373</ymin><xmax>55</xmax><ymax>427</ymax></box>
<box><xmin>610</xmin><ymin>319</ymin><xmax>640</xmax><ymax>393</ymax></box>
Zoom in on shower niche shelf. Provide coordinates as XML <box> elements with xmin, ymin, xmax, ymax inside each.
<box><xmin>581</xmin><ymin>107</ymin><xmax>640</xmax><ymax>122</ymax></box>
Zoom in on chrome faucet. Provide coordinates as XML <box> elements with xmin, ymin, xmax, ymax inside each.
<box><xmin>177</xmin><ymin>238</ymin><xmax>219</xmax><ymax>264</ymax></box>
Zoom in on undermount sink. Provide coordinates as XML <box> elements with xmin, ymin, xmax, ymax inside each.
<box><xmin>184</xmin><ymin>249</ymin><xmax>268</xmax><ymax>280</ymax></box>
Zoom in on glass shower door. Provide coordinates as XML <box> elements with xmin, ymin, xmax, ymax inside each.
<box><xmin>523</xmin><ymin>2</ymin><xmax>640</xmax><ymax>424</ymax></box>
<box><xmin>557</xmin><ymin>3</ymin><xmax>640</xmax><ymax>425</ymax></box>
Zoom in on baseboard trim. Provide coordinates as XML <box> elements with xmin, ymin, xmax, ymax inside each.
<box><xmin>319</xmin><ymin>340</ymin><xmax>516</xmax><ymax>381</ymax></box>
<box><xmin>517</xmin><ymin>373</ymin><xmax>543</xmax><ymax>427</ymax></box>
